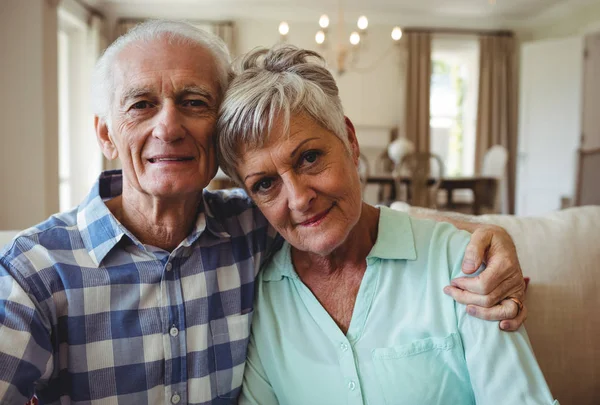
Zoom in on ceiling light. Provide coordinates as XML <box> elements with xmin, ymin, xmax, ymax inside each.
<box><xmin>278</xmin><ymin>21</ymin><xmax>289</xmax><ymax>36</ymax></box>
<box><xmin>319</xmin><ymin>15</ymin><xmax>330</xmax><ymax>29</ymax></box>
<box><xmin>357</xmin><ymin>16</ymin><xmax>368</xmax><ymax>31</ymax></box>
<box><xmin>391</xmin><ymin>26</ymin><xmax>403</xmax><ymax>41</ymax></box>
<box><xmin>316</xmin><ymin>30</ymin><xmax>326</xmax><ymax>45</ymax></box>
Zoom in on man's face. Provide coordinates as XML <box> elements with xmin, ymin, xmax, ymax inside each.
<box><xmin>98</xmin><ymin>37</ymin><xmax>220</xmax><ymax>200</ymax></box>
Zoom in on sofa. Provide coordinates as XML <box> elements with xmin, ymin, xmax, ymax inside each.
<box><xmin>391</xmin><ymin>203</ymin><xmax>600</xmax><ymax>405</ymax></box>
<box><xmin>2</xmin><ymin>206</ymin><xmax>600</xmax><ymax>404</ymax></box>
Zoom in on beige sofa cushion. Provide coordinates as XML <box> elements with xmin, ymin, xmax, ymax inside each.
<box><xmin>474</xmin><ymin>206</ymin><xmax>600</xmax><ymax>405</ymax></box>
<box><xmin>0</xmin><ymin>230</ymin><xmax>20</xmax><ymax>248</ymax></box>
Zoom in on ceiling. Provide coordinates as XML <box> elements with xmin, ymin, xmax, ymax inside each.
<box><xmin>83</xmin><ymin>0</ymin><xmax>596</xmax><ymax>29</ymax></box>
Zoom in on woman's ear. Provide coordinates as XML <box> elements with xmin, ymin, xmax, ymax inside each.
<box><xmin>95</xmin><ymin>116</ymin><xmax>118</xmax><ymax>160</ymax></box>
<box><xmin>344</xmin><ymin>116</ymin><xmax>360</xmax><ymax>165</ymax></box>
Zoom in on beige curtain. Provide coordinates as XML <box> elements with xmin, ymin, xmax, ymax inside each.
<box><xmin>475</xmin><ymin>35</ymin><xmax>517</xmax><ymax>214</ymax></box>
<box><xmin>404</xmin><ymin>32</ymin><xmax>432</xmax><ymax>153</ymax></box>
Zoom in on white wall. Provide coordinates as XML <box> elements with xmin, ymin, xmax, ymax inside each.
<box><xmin>528</xmin><ymin>2</ymin><xmax>600</xmax><ymax>41</ymax></box>
<box><xmin>0</xmin><ymin>0</ymin><xmax>59</xmax><ymax>230</ymax></box>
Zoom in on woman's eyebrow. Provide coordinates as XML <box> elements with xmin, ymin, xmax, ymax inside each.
<box><xmin>290</xmin><ymin>137</ymin><xmax>319</xmax><ymax>157</ymax></box>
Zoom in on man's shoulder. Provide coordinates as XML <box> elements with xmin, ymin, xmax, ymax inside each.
<box><xmin>1</xmin><ymin>208</ymin><xmax>80</xmax><ymax>272</ymax></box>
<box><xmin>202</xmin><ymin>188</ymin><xmax>264</xmax><ymax>223</ymax></box>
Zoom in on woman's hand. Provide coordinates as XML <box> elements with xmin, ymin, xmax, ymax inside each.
<box><xmin>443</xmin><ymin>224</ymin><xmax>527</xmax><ymax>331</ymax></box>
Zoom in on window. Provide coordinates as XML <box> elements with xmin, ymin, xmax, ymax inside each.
<box><xmin>430</xmin><ymin>36</ymin><xmax>479</xmax><ymax>177</ymax></box>
<box><xmin>57</xmin><ymin>7</ymin><xmax>103</xmax><ymax>211</ymax></box>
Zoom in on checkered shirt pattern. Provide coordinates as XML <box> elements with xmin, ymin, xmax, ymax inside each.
<box><xmin>0</xmin><ymin>170</ymin><xmax>278</xmax><ymax>405</ymax></box>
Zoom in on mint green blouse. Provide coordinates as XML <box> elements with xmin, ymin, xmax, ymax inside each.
<box><xmin>240</xmin><ymin>207</ymin><xmax>559</xmax><ymax>405</ymax></box>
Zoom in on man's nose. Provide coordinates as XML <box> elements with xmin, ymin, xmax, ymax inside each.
<box><xmin>152</xmin><ymin>102</ymin><xmax>185</xmax><ymax>142</ymax></box>
<box><xmin>286</xmin><ymin>176</ymin><xmax>315</xmax><ymax>213</ymax></box>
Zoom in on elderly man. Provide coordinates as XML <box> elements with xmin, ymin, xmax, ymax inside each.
<box><xmin>0</xmin><ymin>21</ymin><xmax>525</xmax><ymax>405</ymax></box>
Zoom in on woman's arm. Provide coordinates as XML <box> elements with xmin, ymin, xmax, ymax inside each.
<box><xmin>238</xmin><ymin>334</ymin><xmax>279</xmax><ymax>405</ymax></box>
<box><xmin>446</xmin><ymin>232</ymin><xmax>558</xmax><ymax>404</ymax></box>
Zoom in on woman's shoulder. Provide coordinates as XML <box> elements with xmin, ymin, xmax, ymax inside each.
<box><xmin>379</xmin><ymin>207</ymin><xmax>470</xmax><ymax>250</ymax></box>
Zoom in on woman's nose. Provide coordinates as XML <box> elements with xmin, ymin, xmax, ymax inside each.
<box><xmin>286</xmin><ymin>177</ymin><xmax>316</xmax><ymax>213</ymax></box>
<box><xmin>152</xmin><ymin>102</ymin><xmax>185</xmax><ymax>142</ymax></box>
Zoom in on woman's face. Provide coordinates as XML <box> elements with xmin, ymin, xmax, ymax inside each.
<box><xmin>237</xmin><ymin>113</ymin><xmax>363</xmax><ymax>256</ymax></box>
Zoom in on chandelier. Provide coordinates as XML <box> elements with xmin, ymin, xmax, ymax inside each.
<box><xmin>278</xmin><ymin>3</ymin><xmax>403</xmax><ymax>75</ymax></box>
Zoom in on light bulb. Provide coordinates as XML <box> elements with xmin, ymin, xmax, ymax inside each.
<box><xmin>349</xmin><ymin>32</ymin><xmax>361</xmax><ymax>46</ymax></box>
<box><xmin>391</xmin><ymin>26</ymin><xmax>403</xmax><ymax>41</ymax></box>
<box><xmin>319</xmin><ymin>15</ymin><xmax>330</xmax><ymax>29</ymax></box>
<box><xmin>315</xmin><ymin>30</ymin><xmax>326</xmax><ymax>45</ymax></box>
<box><xmin>357</xmin><ymin>16</ymin><xmax>368</xmax><ymax>30</ymax></box>
<box><xmin>278</xmin><ymin>21</ymin><xmax>289</xmax><ymax>36</ymax></box>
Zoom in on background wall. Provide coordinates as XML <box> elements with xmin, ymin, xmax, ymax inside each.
<box><xmin>0</xmin><ymin>0</ymin><xmax>59</xmax><ymax>230</ymax></box>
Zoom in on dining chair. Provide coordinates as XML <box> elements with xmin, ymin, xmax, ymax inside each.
<box><xmin>395</xmin><ymin>152</ymin><xmax>445</xmax><ymax>208</ymax></box>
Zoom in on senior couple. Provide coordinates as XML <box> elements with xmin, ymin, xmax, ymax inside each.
<box><xmin>0</xmin><ymin>20</ymin><xmax>557</xmax><ymax>405</ymax></box>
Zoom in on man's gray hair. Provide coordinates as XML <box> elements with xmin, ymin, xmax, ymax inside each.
<box><xmin>216</xmin><ymin>45</ymin><xmax>349</xmax><ymax>186</ymax></box>
<box><xmin>91</xmin><ymin>19</ymin><xmax>232</xmax><ymax>124</ymax></box>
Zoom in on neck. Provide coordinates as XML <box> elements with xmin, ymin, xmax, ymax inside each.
<box><xmin>106</xmin><ymin>188</ymin><xmax>203</xmax><ymax>251</ymax></box>
<box><xmin>292</xmin><ymin>203</ymin><xmax>380</xmax><ymax>277</ymax></box>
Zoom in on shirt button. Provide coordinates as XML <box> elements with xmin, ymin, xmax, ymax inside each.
<box><xmin>171</xmin><ymin>393</ymin><xmax>181</xmax><ymax>404</ymax></box>
<box><xmin>348</xmin><ymin>381</ymin><xmax>356</xmax><ymax>391</ymax></box>
<box><xmin>166</xmin><ymin>263</ymin><xmax>173</xmax><ymax>271</ymax></box>
<box><xmin>340</xmin><ymin>343</ymin><xmax>349</xmax><ymax>352</ymax></box>
<box><xmin>169</xmin><ymin>327</ymin><xmax>179</xmax><ymax>337</ymax></box>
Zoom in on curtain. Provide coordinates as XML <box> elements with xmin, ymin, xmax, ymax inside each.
<box><xmin>404</xmin><ymin>31</ymin><xmax>432</xmax><ymax>153</ymax></box>
<box><xmin>475</xmin><ymin>35</ymin><xmax>517</xmax><ymax>214</ymax></box>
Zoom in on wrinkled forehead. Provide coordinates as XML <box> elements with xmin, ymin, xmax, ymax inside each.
<box><xmin>112</xmin><ymin>37</ymin><xmax>220</xmax><ymax>99</ymax></box>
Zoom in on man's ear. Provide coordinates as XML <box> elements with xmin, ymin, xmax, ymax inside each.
<box><xmin>95</xmin><ymin>116</ymin><xmax>118</xmax><ymax>160</ymax></box>
<box><xmin>344</xmin><ymin>116</ymin><xmax>360</xmax><ymax>165</ymax></box>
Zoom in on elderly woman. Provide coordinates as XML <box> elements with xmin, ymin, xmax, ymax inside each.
<box><xmin>216</xmin><ymin>46</ymin><xmax>558</xmax><ymax>405</ymax></box>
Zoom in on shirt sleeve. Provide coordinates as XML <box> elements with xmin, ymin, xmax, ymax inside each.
<box><xmin>238</xmin><ymin>332</ymin><xmax>279</xmax><ymax>405</ymax></box>
<box><xmin>0</xmin><ymin>258</ymin><xmax>53</xmax><ymax>404</ymax></box>
<box><xmin>447</xmin><ymin>231</ymin><xmax>560</xmax><ymax>405</ymax></box>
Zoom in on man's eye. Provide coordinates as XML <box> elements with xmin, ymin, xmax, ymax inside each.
<box><xmin>183</xmin><ymin>99</ymin><xmax>206</xmax><ymax>107</ymax></box>
<box><xmin>132</xmin><ymin>101</ymin><xmax>152</xmax><ymax>109</ymax></box>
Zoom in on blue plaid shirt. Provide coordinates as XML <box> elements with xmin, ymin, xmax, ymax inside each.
<box><xmin>0</xmin><ymin>170</ymin><xmax>278</xmax><ymax>405</ymax></box>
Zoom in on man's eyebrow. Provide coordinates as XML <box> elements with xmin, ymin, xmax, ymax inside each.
<box><xmin>179</xmin><ymin>85</ymin><xmax>215</xmax><ymax>101</ymax></box>
<box><xmin>120</xmin><ymin>87</ymin><xmax>154</xmax><ymax>105</ymax></box>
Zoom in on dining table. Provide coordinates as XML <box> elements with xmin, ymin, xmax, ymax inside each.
<box><xmin>366</xmin><ymin>173</ymin><xmax>498</xmax><ymax>215</ymax></box>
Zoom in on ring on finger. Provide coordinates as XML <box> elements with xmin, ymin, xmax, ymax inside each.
<box><xmin>506</xmin><ymin>296</ymin><xmax>524</xmax><ymax>316</ymax></box>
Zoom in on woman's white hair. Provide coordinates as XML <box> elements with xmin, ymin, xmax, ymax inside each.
<box><xmin>91</xmin><ymin>19</ymin><xmax>232</xmax><ymax>125</ymax></box>
<box><xmin>216</xmin><ymin>45</ymin><xmax>349</xmax><ymax>186</ymax></box>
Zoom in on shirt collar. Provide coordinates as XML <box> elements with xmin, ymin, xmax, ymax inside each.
<box><xmin>77</xmin><ymin>170</ymin><xmax>229</xmax><ymax>266</ymax></box>
<box><xmin>262</xmin><ymin>206</ymin><xmax>417</xmax><ymax>282</ymax></box>
<box><xmin>367</xmin><ymin>206</ymin><xmax>417</xmax><ymax>261</ymax></box>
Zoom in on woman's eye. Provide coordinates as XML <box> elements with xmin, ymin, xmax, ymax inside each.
<box><xmin>132</xmin><ymin>101</ymin><xmax>152</xmax><ymax>110</ymax></box>
<box><xmin>254</xmin><ymin>179</ymin><xmax>273</xmax><ymax>192</ymax></box>
<box><xmin>302</xmin><ymin>151</ymin><xmax>319</xmax><ymax>164</ymax></box>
